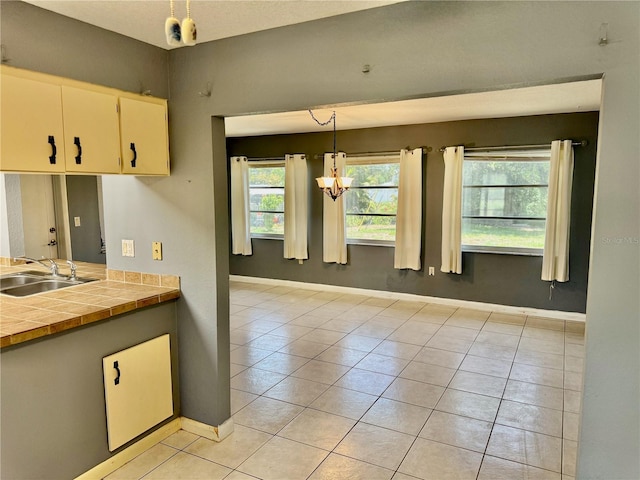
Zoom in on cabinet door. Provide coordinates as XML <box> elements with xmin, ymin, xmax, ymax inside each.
<box><xmin>0</xmin><ymin>74</ymin><xmax>66</xmax><ymax>173</ymax></box>
<box><xmin>103</xmin><ymin>334</ymin><xmax>173</xmax><ymax>451</ymax></box>
<box><xmin>119</xmin><ymin>97</ymin><xmax>169</xmax><ymax>175</ymax></box>
<box><xmin>62</xmin><ymin>86</ymin><xmax>121</xmax><ymax>174</ymax></box>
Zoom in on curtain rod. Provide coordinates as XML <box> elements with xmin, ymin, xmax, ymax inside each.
<box><xmin>438</xmin><ymin>140</ymin><xmax>587</xmax><ymax>153</ymax></box>
<box><xmin>246</xmin><ymin>156</ymin><xmax>286</xmax><ymax>162</ymax></box>
<box><xmin>313</xmin><ymin>150</ymin><xmax>398</xmax><ymax>160</ymax></box>
<box><xmin>349</xmin><ymin>146</ymin><xmax>432</xmax><ymax>156</ymax></box>
<box><xmin>313</xmin><ymin>146</ymin><xmax>431</xmax><ymax>160</ymax></box>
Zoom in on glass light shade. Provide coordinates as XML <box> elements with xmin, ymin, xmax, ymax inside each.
<box><xmin>339</xmin><ymin>177</ymin><xmax>354</xmax><ymax>189</ymax></box>
<box><xmin>316</xmin><ymin>176</ymin><xmax>336</xmax><ymax>189</ymax></box>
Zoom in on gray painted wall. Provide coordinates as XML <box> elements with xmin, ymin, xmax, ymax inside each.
<box><xmin>166</xmin><ymin>3</ymin><xmax>640</xmax><ymax>477</ymax></box>
<box><xmin>0</xmin><ymin>2</ymin><xmax>168</xmax><ymax>96</ymax></box>
<box><xmin>66</xmin><ymin>175</ymin><xmax>106</xmax><ymax>264</ymax></box>
<box><xmin>228</xmin><ymin>113</ymin><xmax>599</xmax><ymax>313</ymax></box>
<box><xmin>2</xmin><ymin>1</ymin><xmax>639</xmax><ymax>477</ymax></box>
<box><xmin>0</xmin><ymin>302</ymin><xmax>179</xmax><ymax>480</ymax></box>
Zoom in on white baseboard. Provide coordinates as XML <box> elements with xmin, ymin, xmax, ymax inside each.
<box><xmin>230</xmin><ymin>275</ymin><xmax>586</xmax><ymax>323</ymax></box>
<box><xmin>75</xmin><ymin>416</ymin><xmax>234</xmax><ymax>480</ymax></box>
<box><xmin>181</xmin><ymin>416</ymin><xmax>234</xmax><ymax>442</ymax></box>
<box><xmin>75</xmin><ymin>418</ymin><xmax>181</xmax><ymax>480</ymax></box>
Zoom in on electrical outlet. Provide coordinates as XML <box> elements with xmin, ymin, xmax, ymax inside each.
<box><xmin>152</xmin><ymin>241</ymin><xmax>163</xmax><ymax>261</ymax></box>
<box><xmin>428</xmin><ymin>266</ymin><xmax>435</xmax><ymax>276</ymax></box>
<box><xmin>121</xmin><ymin>239</ymin><xmax>135</xmax><ymax>257</ymax></box>
<box><xmin>74</xmin><ymin>216</ymin><xmax>81</xmax><ymax>227</ymax></box>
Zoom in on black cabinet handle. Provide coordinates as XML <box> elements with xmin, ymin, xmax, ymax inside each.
<box><xmin>48</xmin><ymin>136</ymin><xmax>57</xmax><ymax>164</ymax></box>
<box><xmin>114</xmin><ymin>360</ymin><xmax>121</xmax><ymax>385</ymax></box>
<box><xmin>74</xmin><ymin>137</ymin><xmax>82</xmax><ymax>165</ymax></box>
<box><xmin>130</xmin><ymin>143</ymin><xmax>137</xmax><ymax>168</ymax></box>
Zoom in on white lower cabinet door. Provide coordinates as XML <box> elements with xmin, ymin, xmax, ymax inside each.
<box><xmin>103</xmin><ymin>334</ymin><xmax>173</xmax><ymax>451</ymax></box>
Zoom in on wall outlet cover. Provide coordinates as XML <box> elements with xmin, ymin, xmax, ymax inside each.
<box><xmin>152</xmin><ymin>241</ymin><xmax>162</xmax><ymax>261</ymax></box>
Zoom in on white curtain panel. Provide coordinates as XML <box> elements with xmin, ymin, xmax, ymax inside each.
<box><xmin>230</xmin><ymin>156</ymin><xmax>252</xmax><ymax>255</ymax></box>
<box><xmin>441</xmin><ymin>146</ymin><xmax>464</xmax><ymax>274</ymax></box>
<box><xmin>284</xmin><ymin>154</ymin><xmax>309</xmax><ymax>260</ymax></box>
<box><xmin>542</xmin><ymin>140</ymin><xmax>574</xmax><ymax>282</ymax></box>
<box><xmin>323</xmin><ymin>152</ymin><xmax>348</xmax><ymax>264</ymax></box>
<box><xmin>394</xmin><ymin>148</ymin><xmax>423</xmax><ymax>270</ymax></box>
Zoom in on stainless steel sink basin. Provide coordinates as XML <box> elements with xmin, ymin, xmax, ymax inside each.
<box><xmin>0</xmin><ymin>271</ymin><xmax>97</xmax><ymax>297</ymax></box>
<box><xmin>0</xmin><ymin>273</ymin><xmax>47</xmax><ymax>289</ymax></box>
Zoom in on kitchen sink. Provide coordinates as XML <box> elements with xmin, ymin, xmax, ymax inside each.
<box><xmin>0</xmin><ymin>272</ymin><xmax>48</xmax><ymax>289</ymax></box>
<box><xmin>0</xmin><ymin>271</ymin><xmax>97</xmax><ymax>297</ymax></box>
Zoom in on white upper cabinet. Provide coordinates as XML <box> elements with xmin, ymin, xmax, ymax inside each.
<box><xmin>0</xmin><ymin>66</ymin><xmax>170</xmax><ymax>176</ymax></box>
<box><xmin>1</xmin><ymin>73</ymin><xmax>66</xmax><ymax>173</ymax></box>
<box><xmin>119</xmin><ymin>97</ymin><xmax>170</xmax><ymax>176</ymax></box>
<box><xmin>62</xmin><ymin>86</ymin><xmax>121</xmax><ymax>174</ymax></box>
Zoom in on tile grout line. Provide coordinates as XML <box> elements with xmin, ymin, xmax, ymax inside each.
<box><xmin>224</xmin><ymin>284</ymin><xmax>578</xmax><ymax>478</ymax></box>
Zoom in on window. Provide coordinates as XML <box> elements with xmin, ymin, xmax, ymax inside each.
<box><xmin>345</xmin><ymin>156</ymin><xmax>400</xmax><ymax>244</ymax></box>
<box><xmin>461</xmin><ymin>149</ymin><xmax>551</xmax><ymax>254</ymax></box>
<box><xmin>248</xmin><ymin>162</ymin><xmax>285</xmax><ymax>238</ymax></box>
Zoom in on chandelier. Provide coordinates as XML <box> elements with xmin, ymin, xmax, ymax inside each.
<box><xmin>309</xmin><ymin>110</ymin><xmax>353</xmax><ymax>201</ymax></box>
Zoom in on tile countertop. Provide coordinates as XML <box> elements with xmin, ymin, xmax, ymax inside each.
<box><xmin>0</xmin><ymin>260</ymin><xmax>180</xmax><ymax>349</ymax></box>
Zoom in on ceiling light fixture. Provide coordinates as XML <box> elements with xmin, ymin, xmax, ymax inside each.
<box><xmin>309</xmin><ymin>110</ymin><xmax>353</xmax><ymax>201</ymax></box>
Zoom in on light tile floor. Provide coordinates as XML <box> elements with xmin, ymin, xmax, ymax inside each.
<box><xmin>106</xmin><ymin>280</ymin><xmax>585</xmax><ymax>480</ymax></box>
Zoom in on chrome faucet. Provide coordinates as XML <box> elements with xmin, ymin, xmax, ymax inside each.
<box><xmin>66</xmin><ymin>260</ymin><xmax>78</xmax><ymax>280</ymax></box>
<box><xmin>14</xmin><ymin>257</ymin><xmax>61</xmax><ymax>277</ymax></box>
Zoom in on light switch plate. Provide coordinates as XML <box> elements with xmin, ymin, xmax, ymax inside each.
<box><xmin>152</xmin><ymin>241</ymin><xmax>162</xmax><ymax>261</ymax></box>
<box><xmin>74</xmin><ymin>216</ymin><xmax>81</xmax><ymax>227</ymax></box>
<box><xmin>121</xmin><ymin>239</ymin><xmax>135</xmax><ymax>257</ymax></box>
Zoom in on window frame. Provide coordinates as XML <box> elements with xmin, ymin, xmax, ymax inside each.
<box><xmin>344</xmin><ymin>154</ymin><xmax>400</xmax><ymax>247</ymax></box>
<box><xmin>461</xmin><ymin>149</ymin><xmax>551</xmax><ymax>256</ymax></box>
<box><xmin>248</xmin><ymin>159</ymin><xmax>285</xmax><ymax>240</ymax></box>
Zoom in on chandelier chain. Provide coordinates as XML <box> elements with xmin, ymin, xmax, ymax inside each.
<box><xmin>308</xmin><ymin>109</ymin><xmax>337</xmax><ymax>167</ymax></box>
<box><xmin>308</xmin><ymin>109</ymin><xmax>335</xmax><ymax>127</ymax></box>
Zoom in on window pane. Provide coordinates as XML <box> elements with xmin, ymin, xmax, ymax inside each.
<box><xmin>250</xmin><ymin>212</ymin><xmax>284</xmax><ymax>235</ymax></box>
<box><xmin>346</xmin><ymin>188</ymin><xmax>398</xmax><ymax>215</ymax></box>
<box><xmin>461</xmin><ymin>156</ymin><xmax>549</xmax><ymax>253</ymax></box>
<box><xmin>248</xmin><ymin>164</ymin><xmax>285</xmax><ymax>236</ymax></box>
<box><xmin>346</xmin><ymin>163</ymin><xmax>399</xmax><ymax>186</ymax></box>
<box><xmin>462</xmin><ymin>218</ymin><xmax>546</xmax><ymax>250</ymax></box>
<box><xmin>345</xmin><ymin>162</ymin><xmax>399</xmax><ymax>243</ymax></box>
<box><xmin>347</xmin><ymin>215</ymin><xmax>396</xmax><ymax>242</ymax></box>
<box><xmin>463</xmin><ymin>160</ymin><xmax>549</xmax><ymax>186</ymax></box>
<box><xmin>249</xmin><ymin>167</ymin><xmax>285</xmax><ymax>187</ymax></box>
<box><xmin>462</xmin><ymin>186</ymin><xmax>548</xmax><ymax>218</ymax></box>
<box><xmin>249</xmin><ymin>190</ymin><xmax>284</xmax><ymax>213</ymax></box>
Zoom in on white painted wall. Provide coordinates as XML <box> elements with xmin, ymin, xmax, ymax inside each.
<box><xmin>0</xmin><ymin>173</ymin><xmax>25</xmax><ymax>258</ymax></box>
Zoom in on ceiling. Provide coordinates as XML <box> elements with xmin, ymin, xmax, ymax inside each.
<box><xmin>21</xmin><ymin>1</ymin><xmax>601</xmax><ymax>136</ymax></box>
<box><xmin>225</xmin><ymin>79</ymin><xmax>602</xmax><ymax>137</ymax></box>
<box><xmin>22</xmin><ymin>0</ymin><xmax>402</xmax><ymax>50</ymax></box>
